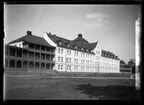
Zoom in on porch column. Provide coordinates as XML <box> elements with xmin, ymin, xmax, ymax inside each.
<box><xmin>15</xmin><ymin>49</ymin><xmax>17</xmax><ymax>57</ymax></box>
<box><xmin>7</xmin><ymin>60</ymin><xmax>9</xmax><ymax>68</ymax></box>
<box><xmin>50</xmin><ymin>64</ymin><xmax>51</xmax><ymax>70</ymax></box>
<box><xmin>15</xmin><ymin>60</ymin><xmax>17</xmax><ymax>68</ymax></box>
<box><xmin>8</xmin><ymin>47</ymin><xmax>10</xmax><ymax>56</ymax></box>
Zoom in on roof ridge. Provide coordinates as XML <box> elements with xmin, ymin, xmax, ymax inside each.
<box><xmin>47</xmin><ymin>33</ymin><xmax>72</xmax><ymax>42</ymax></box>
<box><xmin>8</xmin><ymin>35</ymin><xmax>27</xmax><ymax>44</ymax></box>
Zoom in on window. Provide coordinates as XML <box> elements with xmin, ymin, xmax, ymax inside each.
<box><xmin>58</xmin><ymin>65</ymin><xmax>60</xmax><ymax>70</ymax></box>
<box><xmin>61</xmin><ymin>49</ymin><xmax>63</xmax><ymax>54</ymax></box>
<box><xmin>67</xmin><ymin>44</ymin><xmax>70</xmax><ymax>48</ymax></box>
<box><xmin>61</xmin><ymin>57</ymin><xmax>63</xmax><ymax>62</ymax></box>
<box><xmin>58</xmin><ymin>48</ymin><xmax>60</xmax><ymax>53</ymax></box>
<box><xmin>69</xmin><ymin>50</ymin><xmax>71</xmax><ymax>55</ymax></box>
<box><xmin>67</xmin><ymin>50</ymin><xmax>69</xmax><ymax>55</ymax></box>
<box><xmin>59</xmin><ymin>41</ymin><xmax>62</xmax><ymax>45</ymax></box>
<box><xmin>58</xmin><ymin>56</ymin><xmax>60</xmax><ymax>61</ymax></box>
<box><xmin>77</xmin><ymin>52</ymin><xmax>78</xmax><ymax>56</ymax></box>
<box><xmin>75</xmin><ymin>45</ymin><xmax>77</xmax><ymax>49</ymax></box>
<box><xmin>70</xmin><ymin>58</ymin><xmax>71</xmax><ymax>63</ymax></box>
<box><xmin>61</xmin><ymin>65</ymin><xmax>63</xmax><ymax>70</ymax></box>
<box><xmin>77</xmin><ymin>59</ymin><xmax>78</xmax><ymax>63</ymax></box>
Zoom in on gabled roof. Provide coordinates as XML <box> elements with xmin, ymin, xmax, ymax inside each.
<box><xmin>47</xmin><ymin>33</ymin><xmax>98</xmax><ymax>54</ymax></box>
<box><xmin>101</xmin><ymin>50</ymin><xmax>119</xmax><ymax>60</ymax></box>
<box><xmin>8</xmin><ymin>31</ymin><xmax>54</xmax><ymax>47</ymax></box>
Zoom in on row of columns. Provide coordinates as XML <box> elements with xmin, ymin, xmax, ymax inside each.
<box><xmin>7</xmin><ymin>47</ymin><xmax>55</xmax><ymax>61</ymax></box>
<box><xmin>5</xmin><ymin>59</ymin><xmax>54</xmax><ymax>70</ymax></box>
<box><xmin>28</xmin><ymin>44</ymin><xmax>54</xmax><ymax>52</ymax></box>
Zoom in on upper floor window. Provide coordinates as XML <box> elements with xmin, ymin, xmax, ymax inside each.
<box><xmin>61</xmin><ymin>57</ymin><xmax>63</xmax><ymax>62</ymax></box>
<box><xmin>61</xmin><ymin>49</ymin><xmax>63</xmax><ymax>54</ymax></box>
<box><xmin>58</xmin><ymin>56</ymin><xmax>61</xmax><ymax>61</ymax></box>
<box><xmin>58</xmin><ymin>48</ymin><xmax>60</xmax><ymax>53</ymax></box>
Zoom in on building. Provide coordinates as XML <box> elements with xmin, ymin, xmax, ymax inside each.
<box><xmin>5</xmin><ymin>31</ymin><xmax>56</xmax><ymax>72</ymax></box>
<box><xmin>5</xmin><ymin>31</ymin><xmax>120</xmax><ymax>73</ymax></box>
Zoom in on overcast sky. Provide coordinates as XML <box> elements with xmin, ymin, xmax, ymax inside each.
<box><xmin>4</xmin><ymin>4</ymin><xmax>140</xmax><ymax>63</ymax></box>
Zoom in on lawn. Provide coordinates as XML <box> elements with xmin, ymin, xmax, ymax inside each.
<box><xmin>4</xmin><ymin>75</ymin><xmax>140</xmax><ymax>100</ymax></box>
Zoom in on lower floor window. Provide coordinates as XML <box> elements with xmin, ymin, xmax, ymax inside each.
<box><xmin>58</xmin><ymin>65</ymin><xmax>60</xmax><ymax>70</ymax></box>
<box><xmin>61</xmin><ymin>65</ymin><xmax>63</xmax><ymax>70</ymax></box>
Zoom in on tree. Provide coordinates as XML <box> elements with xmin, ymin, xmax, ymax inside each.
<box><xmin>127</xmin><ymin>59</ymin><xmax>135</xmax><ymax>68</ymax></box>
<box><xmin>120</xmin><ymin>60</ymin><xmax>126</xmax><ymax>68</ymax></box>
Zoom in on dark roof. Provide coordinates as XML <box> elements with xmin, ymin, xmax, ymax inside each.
<box><xmin>8</xmin><ymin>32</ymin><xmax>54</xmax><ymax>47</ymax></box>
<box><xmin>47</xmin><ymin>33</ymin><xmax>98</xmax><ymax>54</ymax></box>
<box><xmin>101</xmin><ymin>50</ymin><xmax>119</xmax><ymax>60</ymax></box>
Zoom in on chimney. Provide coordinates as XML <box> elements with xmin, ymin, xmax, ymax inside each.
<box><xmin>78</xmin><ymin>34</ymin><xmax>82</xmax><ymax>38</ymax></box>
<box><xmin>27</xmin><ymin>31</ymin><xmax>32</xmax><ymax>35</ymax></box>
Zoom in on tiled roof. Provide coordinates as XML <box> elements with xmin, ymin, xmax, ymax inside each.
<box><xmin>8</xmin><ymin>31</ymin><xmax>54</xmax><ymax>47</ymax></box>
<box><xmin>47</xmin><ymin>33</ymin><xmax>98</xmax><ymax>54</ymax></box>
<box><xmin>101</xmin><ymin>50</ymin><xmax>119</xmax><ymax>60</ymax></box>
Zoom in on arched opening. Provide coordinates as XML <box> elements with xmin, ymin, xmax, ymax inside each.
<box><xmin>9</xmin><ymin>60</ymin><xmax>15</xmax><ymax>68</ymax></box>
<box><xmin>41</xmin><ymin>63</ymin><xmax>45</xmax><ymax>69</ymax></box>
<box><xmin>17</xmin><ymin>60</ymin><xmax>22</xmax><ymax>68</ymax></box>
<box><xmin>51</xmin><ymin>63</ymin><xmax>55</xmax><ymax>70</ymax></box>
<box><xmin>29</xmin><ymin>62</ymin><xmax>34</xmax><ymax>69</ymax></box>
<box><xmin>35</xmin><ymin>62</ymin><xmax>39</xmax><ymax>69</ymax></box>
<box><xmin>23</xmin><ymin>61</ymin><xmax>27</xmax><ymax>68</ymax></box>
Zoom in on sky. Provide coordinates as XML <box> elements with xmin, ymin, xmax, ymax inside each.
<box><xmin>4</xmin><ymin>4</ymin><xmax>140</xmax><ymax>63</ymax></box>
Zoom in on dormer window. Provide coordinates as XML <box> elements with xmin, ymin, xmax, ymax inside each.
<box><xmin>67</xmin><ymin>44</ymin><xmax>70</xmax><ymax>48</ymax></box>
<box><xmin>58</xmin><ymin>40</ymin><xmax>62</xmax><ymax>45</ymax></box>
<box><xmin>67</xmin><ymin>42</ymin><xmax>70</xmax><ymax>48</ymax></box>
<box><xmin>75</xmin><ymin>45</ymin><xmax>77</xmax><ymax>49</ymax></box>
<box><xmin>86</xmin><ymin>49</ymin><xmax>88</xmax><ymax>52</ymax></box>
<box><xmin>81</xmin><ymin>47</ymin><xmax>83</xmax><ymax>51</ymax></box>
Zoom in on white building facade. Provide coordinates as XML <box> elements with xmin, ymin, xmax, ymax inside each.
<box><xmin>43</xmin><ymin>32</ymin><xmax>120</xmax><ymax>73</ymax></box>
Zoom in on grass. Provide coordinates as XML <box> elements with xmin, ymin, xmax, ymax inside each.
<box><xmin>4</xmin><ymin>75</ymin><xmax>140</xmax><ymax>100</ymax></box>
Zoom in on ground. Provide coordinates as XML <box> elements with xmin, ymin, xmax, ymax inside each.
<box><xmin>4</xmin><ymin>71</ymin><xmax>141</xmax><ymax>100</ymax></box>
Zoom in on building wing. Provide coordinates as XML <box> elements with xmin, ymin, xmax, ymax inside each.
<box><xmin>8</xmin><ymin>31</ymin><xmax>54</xmax><ymax>47</ymax></box>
